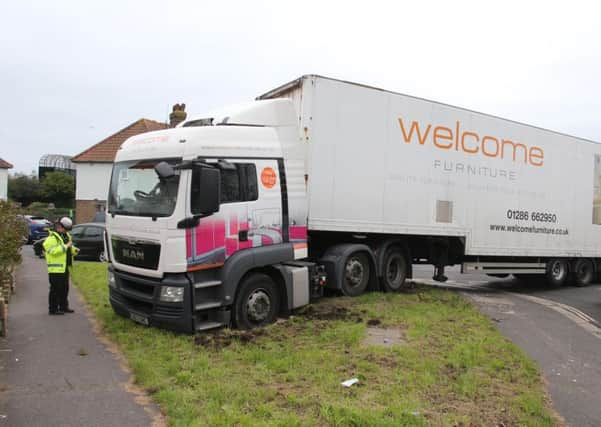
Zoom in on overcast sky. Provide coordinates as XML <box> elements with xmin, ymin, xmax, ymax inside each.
<box><xmin>1</xmin><ymin>0</ymin><xmax>600</xmax><ymax>173</ymax></box>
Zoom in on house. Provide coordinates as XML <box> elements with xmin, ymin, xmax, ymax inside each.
<box><xmin>0</xmin><ymin>158</ymin><xmax>13</xmax><ymax>201</ymax></box>
<box><xmin>71</xmin><ymin>119</ymin><xmax>170</xmax><ymax>224</ymax></box>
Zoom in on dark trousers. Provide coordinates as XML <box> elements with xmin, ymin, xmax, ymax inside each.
<box><xmin>63</xmin><ymin>274</ymin><xmax>70</xmax><ymax>310</ymax></box>
<box><xmin>48</xmin><ymin>272</ymin><xmax>68</xmax><ymax>313</ymax></box>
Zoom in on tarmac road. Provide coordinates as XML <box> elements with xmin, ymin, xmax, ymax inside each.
<box><xmin>413</xmin><ymin>265</ymin><xmax>601</xmax><ymax>427</ymax></box>
<box><xmin>0</xmin><ymin>249</ymin><xmax>162</xmax><ymax>427</ymax></box>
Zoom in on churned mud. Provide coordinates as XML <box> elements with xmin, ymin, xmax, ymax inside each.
<box><xmin>296</xmin><ymin>303</ymin><xmax>365</xmax><ymax>322</ymax></box>
<box><xmin>194</xmin><ymin>329</ymin><xmax>266</xmax><ymax>348</ymax></box>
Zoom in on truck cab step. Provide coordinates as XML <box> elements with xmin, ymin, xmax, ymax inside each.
<box><xmin>194</xmin><ymin>280</ymin><xmax>222</xmax><ymax>289</ymax></box>
<box><xmin>195</xmin><ymin>321</ymin><xmax>224</xmax><ymax>331</ymax></box>
<box><xmin>194</xmin><ymin>301</ymin><xmax>222</xmax><ymax>311</ymax></box>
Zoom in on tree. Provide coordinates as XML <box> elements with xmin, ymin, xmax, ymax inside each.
<box><xmin>8</xmin><ymin>173</ymin><xmax>41</xmax><ymax>206</ymax></box>
<box><xmin>0</xmin><ymin>200</ymin><xmax>27</xmax><ymax>283</ymax></box>
<box><xmin>40</xmin><ymin>171</ymin><xmax>75</xmax><ymax>208</ymax></box>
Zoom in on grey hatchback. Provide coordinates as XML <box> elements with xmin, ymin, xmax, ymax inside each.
<box><xmin>71</xmin><ymin>223</ymin><xmax>107</xmax><ymax>262</ymax></box>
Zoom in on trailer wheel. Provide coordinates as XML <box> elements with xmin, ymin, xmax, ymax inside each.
<box><xmin>233</xmin><ymin>273</ymin><xmax>280</xmax><ymax>329</ymax></box>
<box><xmin>546</xmin><ymin>259</ymin><xmax>569</xmax><ymax>287</ymax></box>
<box><xmin>381</xmin><ymin>247</ymin><xmax>408</xmax><ymax>292</ymax></box>
<box><xmin>341</xmin><ymin>252</ymin><xmax>370</xmax><ymax>297</ymax></box>
<box><xmin>574</xmin><ymin>259</ymin><xmax>594</xmax><ymax>287</ymax></box>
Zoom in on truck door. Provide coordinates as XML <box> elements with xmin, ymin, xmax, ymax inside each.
<box><xmin>245</xmin><ymin>159</ymin><xmax>285</xmax><ymax>250</ymax></box>
<box><xmin>185</xmin><ymin>159</ymin><xmax>286</xmax><ymax>270</ymax></box>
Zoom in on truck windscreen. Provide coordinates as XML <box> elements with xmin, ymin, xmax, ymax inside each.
<box><xmin>108</xmin><ymin>159</ymin><xmax>181</xmax><ymax>218</ymax></box>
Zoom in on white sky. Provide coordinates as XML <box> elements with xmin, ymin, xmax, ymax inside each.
<box><xmin>1</xmin><ymin>0</ymin><xmax>600</xmax><ymax>173</ymax></box>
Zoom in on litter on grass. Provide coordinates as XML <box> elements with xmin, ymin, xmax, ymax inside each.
<box><xmin>341</xmin><ymin>378</ymin><xmax>359</xmax><ymax>387</ymax></box>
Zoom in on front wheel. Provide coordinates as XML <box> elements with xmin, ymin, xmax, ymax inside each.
<box><xmin>233</xmin><ymin>273</ymin><xmax>280</xmax><ymax>330</ymax></box>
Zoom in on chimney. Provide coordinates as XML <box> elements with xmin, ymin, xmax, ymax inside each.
<box><xmin>169</xmin><ymin>103</ymin><xmax>187</xmax><ymax>127</ymax></box>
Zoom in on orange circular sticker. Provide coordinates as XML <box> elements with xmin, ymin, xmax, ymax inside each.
<box><xmin>261</xmin><ymin>167</ymin><xmax>277</xmax><ymax>189</ymax></box>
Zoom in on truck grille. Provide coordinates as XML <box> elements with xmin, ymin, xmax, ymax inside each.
<box><xmin>154</xmin><ymin>304</ymin><xmax>184</xmax><ymax>318</ymax></box>
<box><xmin>112</xmin><ymin>236</ymin><xmax>160</xmax><ymax>270</ymax></box>
<box><xmin>112</xmin><ymin>292</ymin><xmax>153</xmax><ymax>315</ymax></box>
<box><xmin>121</xmin><ymin>278</ymin><xmax>155</xmax><ymax>296</ymax></box>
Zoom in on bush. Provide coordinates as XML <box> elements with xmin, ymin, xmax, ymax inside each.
<box><xmin>0</xmin><ymin>201</ymin><xmax>27</xmax><ymax>283</ymax></box>
<box><xmin>23</xmin><ymin>203</ymin><xmax>72</xmax><ymax>223</ymax></box>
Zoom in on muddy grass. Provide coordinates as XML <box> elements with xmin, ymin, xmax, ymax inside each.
<box><xmin>193</xmin><ymin>328</ymin><xmax>266</xmax><ymax>348</ymax></box>
<box><xmin>73</xmin><ymin>262</ymin><xmax>559</xmax><ymax>427</ymax></box>
<box><xmin>193</xmin><ymin>301</ymin><xmax>390</xmax><ymax>350</ymax></box>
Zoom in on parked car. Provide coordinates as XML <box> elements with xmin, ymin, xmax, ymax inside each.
<box><xmin>33</xmin><ymin>238</ymin><xmax>45</xmax><ymax>258</ymax></box>
<box><xmin>23</xmin><ymin>215</ymin><xmax>51</xmax><ymax>244</ymax></box>
<box><xmin>71</xmin><ymin>223</ymin><xmax>107</xmax><ymax>262</ymax></box>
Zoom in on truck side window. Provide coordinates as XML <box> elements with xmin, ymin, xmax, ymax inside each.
<box><xmin>195</xmin><ymin>162</ymin><xmax>258</xmax><ymax>206</ymax></box>
<box><xmin>239</xmin><ymin>164</ymin><xmax>258</xmax><ymax>201</ymax></box>
<box><xmin>221</xmin><ymin>168</ymin><xmax>241</xmax><ymax>203</ymax></box>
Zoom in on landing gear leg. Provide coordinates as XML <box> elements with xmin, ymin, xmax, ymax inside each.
<box><xmin>433</xmin><ymin>265</ymin><xmax>448</xmax><ymax>282</ymax></box>
<box><xmin>430</xmin><ymin>237</ymin><xmax>449</xmax><ymax>282</ymax></box>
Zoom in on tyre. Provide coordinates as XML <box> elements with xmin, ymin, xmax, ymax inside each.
<box><xmin>341</xmin><ymin>252</ymin><xmax>370</xmax><ymax>297</ymax></box>
<box><xmin>573</xmin><ymin>259</ymin><xmax>594</xmax><ymax>287</ymax></box>
<box><xmin>381</xmin><ymin>246</ymin><xmax>408</xmax><ymax>292</ymax></box>
<box><xmin>233</xmin><ymin>273</ymin><xmax>280</xmax><ymax>329</ymax></box>
<box><xmin>546</xmin><ymin>259</ymin><xmax>569</xmax><ymax>287</ymax></box>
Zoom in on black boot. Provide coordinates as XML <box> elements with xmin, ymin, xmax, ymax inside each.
<box><xmin>433</xmin><ymin>266</ymin><xmax>448</xmax><ymax>282</ymax></box>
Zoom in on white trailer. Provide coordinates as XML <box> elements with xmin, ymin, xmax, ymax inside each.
<box><xmin>105</xmin><ymin>75</ymin><xmax>601</xmax><ymax>333</ymax></box>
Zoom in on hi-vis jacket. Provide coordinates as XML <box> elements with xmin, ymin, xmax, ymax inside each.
<box><xmin>43</xmin><ymin>230</ymin><xmax>79</xmax><ymax>274</ymax></box>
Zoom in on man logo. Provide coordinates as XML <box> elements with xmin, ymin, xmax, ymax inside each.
<box><xmin>123</xmin><ymin>248</ymin><xmax>144</xmax><ymax>261</ymax></box>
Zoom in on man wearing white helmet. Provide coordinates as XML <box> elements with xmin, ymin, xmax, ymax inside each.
<box><xmin>43</xmin><ymin>217</ymin><xmax>78</xmax><ymax>315</ymax></box>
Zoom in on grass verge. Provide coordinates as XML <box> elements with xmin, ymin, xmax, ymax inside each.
<box><xmin>73</xmin><ymin>262</ymin><xmax>557</xmax><ymax>426</ymax></box>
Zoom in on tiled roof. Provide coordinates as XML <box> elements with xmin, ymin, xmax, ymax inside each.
<box><xmin>72</xmin><ymin>119</ymin><xmax>169</xmax><ymax>163</ymax></box>
<box><xmin>0</xmin><ymin>158</ymin><xmax>13</xmax><ymax>169</ymax></box>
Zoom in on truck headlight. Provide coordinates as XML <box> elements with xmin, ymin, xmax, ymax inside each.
<box><xmin>160</xmin><ymin>286</ymin><xmax>184</xmax><ymax>303</ymax></box>
<box><xmin>108</xmin><ymin>271</ymin><xmax>116</xmax><ymax>288</ymax></box>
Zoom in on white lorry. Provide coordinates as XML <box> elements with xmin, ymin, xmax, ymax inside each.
<box><xmin>105</xmin><ymin>75</ymin><xmax>601</xmax><ymax>332</ymax></box>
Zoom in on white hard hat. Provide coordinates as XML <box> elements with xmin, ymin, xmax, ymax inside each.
<box><xmin>59</xmin><ymin>217</ymin><xmax>73</xmax><ymax>230</ymax></box>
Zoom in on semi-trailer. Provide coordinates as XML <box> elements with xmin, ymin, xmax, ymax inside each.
<box><xmin>105</xmin><ymin>75</ymin><xmax>601</xmax><ymax>332</ymax></box>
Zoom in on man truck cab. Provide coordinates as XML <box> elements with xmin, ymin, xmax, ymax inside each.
<box><xmin>107</xmin><ymin>99</ymin><xmax>319</xmax><ymax>332</ymax></box>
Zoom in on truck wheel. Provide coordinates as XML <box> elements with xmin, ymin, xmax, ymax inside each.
<box><xmin>381</xmin><ymin>247</ymin><xmax>407</xmax><ymax>292</ymax></box>
<box><xmin>233</xmin><ymin>273</ymin><xmax>280</xmax><ymax>329</ymax></box>
<box><xmin>574</xmin><ymin>259</ymin><xmax>594</xmax><ymax>287</ymax></box>
<box><xmin>341</xmin><ymin>252</ymin><xmax>370</xmax><ymax>297</ymax></box>
<box><xmin>546</xmin><ymin>259</ymin><xmax>568</xmax><ymax>287</ymax></box>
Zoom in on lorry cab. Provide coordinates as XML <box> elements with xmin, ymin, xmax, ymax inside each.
<box><xmin>106</xmin><ymin>99</ymin><xmax>313</xmax><ymax>333</ymax></box>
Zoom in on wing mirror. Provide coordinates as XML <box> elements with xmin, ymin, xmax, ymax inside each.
<box><xmin>177</xmin><ymin>165</ymin><xmax>220</xmax><ymax>229</ymax></box>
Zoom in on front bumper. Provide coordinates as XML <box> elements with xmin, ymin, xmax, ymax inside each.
<box><xmin>108</xmin><ymin>266</ymin><xmax>194</xmax><ymax>333</ymax></box>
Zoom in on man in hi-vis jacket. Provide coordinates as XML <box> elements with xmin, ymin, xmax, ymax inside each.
<box><xmin>43</xmin><ymin>217</ymin><xmax>79</xmax><ymax>315</ymax></box>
